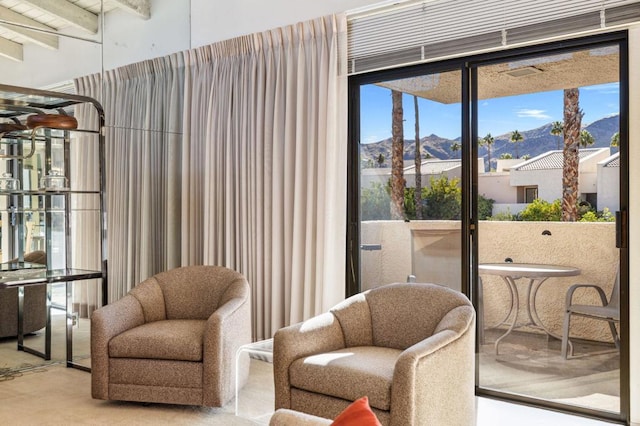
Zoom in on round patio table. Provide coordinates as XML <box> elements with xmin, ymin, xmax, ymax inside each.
<box><xmin>478</xmin><ymin>263</ymin><xmax>581</xmax><ymax>355</ymax></box>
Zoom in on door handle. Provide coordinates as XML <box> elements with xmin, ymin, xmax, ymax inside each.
<box><xmin>360</xmin><ymin>244</ymin><xmax>382</xmax><ymax>251</ymax></box>
<box><xmin>616</xmin><ymin>210</ymin><xmax>627</xmax><ymax>249</ymax></box>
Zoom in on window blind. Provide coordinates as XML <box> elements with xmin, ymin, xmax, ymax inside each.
<box><xmin>347</xmin><ymin>0</ymin><xmax>640</xmax><ymax>74</ymax></box>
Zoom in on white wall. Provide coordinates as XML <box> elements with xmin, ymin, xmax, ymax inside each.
<box><xmin>1</xmin><ymin>0</ymin><xmax>377</xmax><ymax>89</ymax></box>
<box><xmin>190</xmin><ymin>0</ymin><xmax>376</xmax><ymax>48</ymax></box>
<box><xmin>479</xmin><ymin>173</ymin><xmax>516</xmax><ymax>204</ymax></box>
<box><xmin>598</xmin><ymin>161</ymin><xmax>620</xmax><ymax>212</ymax></box>
<box><xmin>102</xmin><ymin>0</ymin><xmax>191</xmax><ymax>71</ymax></box>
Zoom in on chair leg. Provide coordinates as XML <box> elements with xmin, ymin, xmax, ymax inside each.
<box><xmin>561</xmin><ymin>311</ymin><xmax>571</xmax><ymax>359</ymax></box>
<box><xmin>608</xmin><ymin>320</ymin><xmax>620</xmax><ymax>350</ymax></box>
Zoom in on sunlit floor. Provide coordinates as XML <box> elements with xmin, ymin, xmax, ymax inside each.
<box><xmin>0</xmin><ymin>315</ymin><xmax>622</xmax><ymax>425</ymax></box>
<box><xmin>479</xmin><ymin>328</ymin><xmax>620</xmax><ymax>414</ymax></box>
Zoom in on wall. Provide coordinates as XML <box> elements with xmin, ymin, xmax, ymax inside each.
<box><xmin>102</xmin><ymin>0</ymin><xmax>191</xmax><ymax>71</ymax></box>
<box><xmin>597</xmin><ymin>159</ymin><xmax>620</xmax><ymax>212</ymax></box>
<box><xmin>190</xmin><ymin>0</ymin><xmax>375</xmax><ymax>48</ymax></box>
<box><xmin>1</xmin><ymin>0</ymin><xmax>375</xmax><ymax>88</ymax></box>
<box><xmin>362</xmin><ymin>220</ymin><xmax>618</xmax><ymax>341</ymax></box>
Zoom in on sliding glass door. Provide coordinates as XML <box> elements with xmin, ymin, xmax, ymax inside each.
<box><xmin>353</xmin><ymin>68</ymin><xmax>463</xmax><ymax>293</ymax></box>
<box><xmin>474</xmin><ymin>39</ymin><xmax>625</xmax><ymax>420</ymax></box>
<box><xmin>348</xmin><ymin>33</ymin><xmax>628</xmax><ymax>422</ymax></box>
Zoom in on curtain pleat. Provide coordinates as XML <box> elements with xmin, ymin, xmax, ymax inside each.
<box><xmin>72</xmin><ymin>73</ymin><xmax>103</xmax><ymax>316</ymax></box>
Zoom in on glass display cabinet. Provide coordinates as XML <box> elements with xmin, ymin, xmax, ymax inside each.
<box><xmin>0</xmin><ymin>84</ymin><xmax>106</xmax><ymax>372</ymax></box>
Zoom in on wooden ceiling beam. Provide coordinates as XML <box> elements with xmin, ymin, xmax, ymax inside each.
<box><xmin>111</xmin><ymin>0</ymin><xmax>150</xmax><ymax>19</ymax></box>
<box><xmin>20</xmin><ymin>0</ymin><xmax>99</xmax><ymax>34</ymax></box>
<box><xmin>0</xmin><ymin>6</ymin><xmax>58</xmax><ymax>49</ymax></box>
<box><xmin>0</xmin><ymin>36</ymin><xmax>23</xmax><ymax>61</ymax></box>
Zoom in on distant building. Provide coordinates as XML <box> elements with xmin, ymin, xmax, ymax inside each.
<box><xmin>361</xmin><ymin>158</ymin><xmax>483</xmax><ymax>188</ymax></box>
<box><xmin>480</xmin><ymin>148</ymin><xmax>618</xmax><ymax>215</ymax></box>
<box><xmin>597</xmin><ymin>153</ymin><xmax>620</xmax><ymax>212</ymax></box>
<box><xmin>361</xmin><ymin>149</ymin><xmax>620</xmax><ymax>216</ymax></box>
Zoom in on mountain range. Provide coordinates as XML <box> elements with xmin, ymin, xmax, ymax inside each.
<box><xmin>361</xmin><ymin>114</ymin><xmax>620</xmax><ymax>169</ymax></box>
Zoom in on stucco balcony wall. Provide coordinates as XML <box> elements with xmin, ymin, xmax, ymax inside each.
<box><xmin>361</xmin><ymin>220</ymin><xmax>618</xmax><ymax>343</ymax></box>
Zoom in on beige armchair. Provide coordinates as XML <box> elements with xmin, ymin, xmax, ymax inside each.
<box><xmin>91</xmin><ymin>265</ymin><xmax>251</xmax><ymax>407</ymax></box>
<box><xmin>273</xmin><ymin>282</ymin><xmax>476</xmax><ymax>426</ymax></box>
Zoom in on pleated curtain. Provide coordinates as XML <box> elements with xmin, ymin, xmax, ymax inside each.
<box><xmin>76</xmin><ymin>13</ymin><xmax>347</xmax><ymax>339</ymax></box>
<box><xmin>75</xmin><ymin>54</ymin><xmax>184</xmax><ymax>303</ymax></box>
<box><xmin>182</xmin><ymin>14</ymin><xmax>347</xmax><ymax>339</ymax></box>
<box><xmin>71</xmin><ymin>73</ymin><xmax>103</xmax><ymax>316</ymax></box>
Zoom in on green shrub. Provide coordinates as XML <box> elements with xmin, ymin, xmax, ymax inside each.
<box><xmin>361</xmin><ymin>182</ymin><xmax>391</xmax><ymax>220</ymax></box>
<box><xmin>489</xmin><ymin>210</ymin><xmax>516</xmax><ymax>221</ymax></box>
<box><xmin>423</xmin><ymin>176</ymin><xmax>462</xmax><ymax>220</ymax></box>
<box><xmin>579</xmin><ymin>207</ymin><xmax>616</xmax><ymax>222</ymax></box>
<box><xmin>518</xmin><ymin>198</ymin><xmax>562</xmax><ymax>221</ymax></box>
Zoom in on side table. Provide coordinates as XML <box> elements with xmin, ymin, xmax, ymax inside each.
<box><xmin>235</xmin><ymin>338</ymin><xmax>274</xmax><ymax>417</ymax></box>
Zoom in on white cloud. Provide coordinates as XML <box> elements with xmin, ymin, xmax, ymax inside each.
<box><xmin>363</xmin><ymin>135</ymin><xmax>380</xmax><ymax>144</ymax></box>
<box><xmin>516</xmin><ymin>109</ymin><xmax>551</xmax><ymax>120</ymax></box>
<box><xmin>581</xmin><ymin>82</ymin><xmax>619</xmax><ymax>94</ymax></box>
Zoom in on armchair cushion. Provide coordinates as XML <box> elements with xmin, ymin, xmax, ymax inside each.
<box><xmin>290</xmin><ymin>346</ymin><xmax>401</xmax><ymax>411</ymax></box>
<box><xmin>109</xmin><ymin>319</ymin><xmax>207</xmax><ymax>361</ymax></box>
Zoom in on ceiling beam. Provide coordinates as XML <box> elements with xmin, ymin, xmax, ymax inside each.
<box><xmin>0</xmin><ymin>36</ymin><xmax>23</xmax><ymax>61</ymax></box>
<box><xmin>111</xmin><ymin>0</ymin><xmax>150</xmax><ymax>19</ymax></box>
<box><xmin>0</xmin><ymin>6</ymin><xmax>58</xmax><ymax>49</ymax></box>
<box><xmin>19</xmin><ymin>0</ymin><xmax>99</xmax><ymax>34</ymax></box>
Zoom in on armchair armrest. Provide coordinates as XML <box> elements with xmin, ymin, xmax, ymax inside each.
<box><xmin>273</xmin><ymin>312</ymin><xmax>346</xmax><ymax>409</ymax></box>
<box><xmin>392</xmin><ymin>305</ymin><xmax>475</xmax><ymax>426</ymax></box>
<box><xmin>565</xmin><ymin>284</ymin><xmax>609</xmax><ymax>308</ymax></box>
<box><xmin>203</xmin><ymin>293</ymin><xmax>252</xmax><ymax>407</ymax></box>
<box><xmin>90</xmin><ymin>294</ymin><xmax>145</xmax><ymax>399</ymax></box>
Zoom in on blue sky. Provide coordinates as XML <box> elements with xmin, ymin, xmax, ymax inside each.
<box><xmin>359</xmin><ymin>82</ymin><xmax>620</xmax><ymax>143</ymax></box>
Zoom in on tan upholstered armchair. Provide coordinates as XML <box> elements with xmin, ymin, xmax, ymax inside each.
<box><xmin>91</xmin><ymin>265</ymin><xmax>251</xmax><ymax>407</ymax></box>
<box><xmin>273</xmin><ymin>282</ymin><xmax>476</xmax><ymax>426</ymax></box>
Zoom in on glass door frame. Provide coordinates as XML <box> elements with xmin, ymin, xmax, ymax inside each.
<box><xmin>347</xmin><ymin>31</ymin><xmax>629</xmax><ymax>424</ymax></box>
<box><xmin>347</xmin><ymin>57</ymin><xmax>469</xmax><ymax>297</ymax></box>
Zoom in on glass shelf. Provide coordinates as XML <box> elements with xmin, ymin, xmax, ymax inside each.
<box><xmin>0</xmin><ymin>189</ymin><xmax>100</xmax><ymax>195</ymax></box>
<box><xmin>0</xmin><ymin>261</ymin><xmax>46</xmax><ymax>272</ymax></box>
<box><xmin>0</xmin><ymin>268</ymin><xmax>103</xmax><ymax>288</ymax></box>
<box><xmin>0</xmin><ymin>128</ymin><xmax>100</xmax><ymax>139</ymax></box>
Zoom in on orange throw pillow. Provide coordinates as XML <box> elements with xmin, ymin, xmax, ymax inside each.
<box><xmin>331</xmin><ymin>396</ymin><xmax>382</xmax><ymax>426</ymax></box>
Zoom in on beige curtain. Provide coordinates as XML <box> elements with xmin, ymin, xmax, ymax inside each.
<box><xmin>76</xmin><ymin>14</ymin><xmax>348</xmax><ymax>339</ymax></box>
<box><xmin>75</xmin><ymin>54</ymin><xmax>185</xmax><ymax>302</ymax></box>
<box><xmin>71</xmin><ymin>74</ymin><xmax>103</xmax><ymax>316</ymax></box>
<box><xmin>182</xmin><ymin>14</ymin><xmax>348</xmax><ymax>339</ymax></box>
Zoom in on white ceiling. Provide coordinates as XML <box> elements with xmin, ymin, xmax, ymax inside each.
<box><xmin>0</xmin><ymin>0</ymin><xmax>150</xmax><ymax>61</ymax></box>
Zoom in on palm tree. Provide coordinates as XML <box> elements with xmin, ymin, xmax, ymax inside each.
<box><xmin>579</xmin><ymin>129</ymin><xmax>595</xmax><ymax>148</ymax></box>
<box><xmin>510</xmin><ymin>130</ymin><xmax>524</xmax><ymax>158</ymax></box>
<box><xmin>562</xmin><ymin>88</ymin><xmax>583</xmax><ymax>222</ymax></box>
<box><xmin>611</xmin><ymin>131</ymin><xmax>620</xmax><ymax>148</ymax></box>
<box><xmin>550</xmin><ymin>120</ymin><xmax>563</xmax><ymax>150</ymax></box>
<box><xmin>413</xmin><ymin>95</ymin><xmax>422</xmax><ymax>219</ymax></box>
<box><xmin>480</xmin><ymin>133</ymin><xmax>494</xmax><ymax>171</ymax></box>
<box><xmin>390</xmin><ymin>90</ymin><xmax>406</xmax><ymax>220</ymax></box>
<box><xmin>450</xmin><ymin>141</ymin><xmax>461</xmax><ymax>158</ymax></box>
